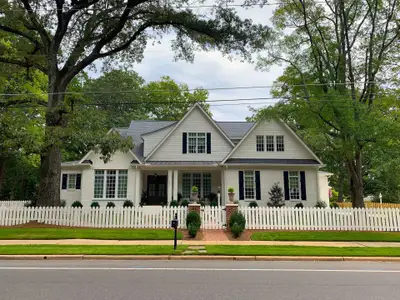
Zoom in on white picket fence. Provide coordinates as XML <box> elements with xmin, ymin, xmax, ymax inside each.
<box><xmin>239</xmin><ymin>207</ymin><xmax>400</xmax><ymax>231</ymax></box>
<box><xmin>201</xmin><ymin>206</ymin><xmax>225</xmax><ymax>229</ymax></box>
<box><xmin>0</xmin><ymin>206</ymin><xmax>188</xmax><ymax>229</ymax></box>
<box><xmin>0</xmin><ymin>201</ymin><xmax>30</xmax><ymax>208</ymax></box>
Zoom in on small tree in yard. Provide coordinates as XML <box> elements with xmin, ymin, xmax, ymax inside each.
<box><xmin>267</xmin><ymin>182</ymin><xmax>285</xmax><ymax>207</ymax></box>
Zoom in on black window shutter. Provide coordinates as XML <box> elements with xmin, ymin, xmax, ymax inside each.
<box><xmin>283</xmin><ymin>171</ymin><xmax>289</xmax><ymax>200</ymax></box>
<box><xmin>238</xmin><ymin>171</ymin><xmax>244</xmax><ymax>200</ymax></box>
<box><xmin>61</xmin><ymin>174</ymin><xmax>68</xmax><ymax>190</ymax></box>
<box><xmin>300</xmin><ymin>171</ymin><xmax>307</xmax><ymax>200</ymax></box>
<box><xmin>206</xmin><ymin>132</ymin><xmax>211</xmax><ymax>154</ymax></box>
<box><xmin>182</xmin><ymin>132</ymin><xmax>187</xmax><ymax>154</ymax></box>
<box><xmin>76</xmin><ymin>174</ymin><xmax>82</xmax><ymax>190</ymax></box>
<box><xmin>255</xmin><ymin>171</ymin><xmax>261</xmax><ymax>200</ymax></box>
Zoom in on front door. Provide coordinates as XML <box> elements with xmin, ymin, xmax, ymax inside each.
<box><xmin>147</xmin><ymin>175</ymin><xmax>167</xmax><ymax>205</ymax></box>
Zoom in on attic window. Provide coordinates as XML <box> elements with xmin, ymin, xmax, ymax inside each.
<box><xmin>276</xmin><ymin>135</ymin><xmax>285</xmax><ymax>152</ymax></box>
<box><xmin>188</xmin><ymin>133</ymin><xmax>206</xmax><ymax>154</ymax></box>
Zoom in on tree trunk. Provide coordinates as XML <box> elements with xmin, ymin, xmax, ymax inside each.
<box><xmin>36</xmin><ymin>71</ymin><xmax>66</xmax><ymax>207</ymax></box>
<box><xmin>0</xmin><ymin>157</ymin><xmax>5</xmax><ymax>198</ymax></box>
<box><xmin>337</xmin><ymin>172</ymin><xmax>344</xmax><ymax>202</ymax></box>
<box><xmin>346</xmin><ymin>150</ymin><xmax>364</xmax><ymax>208</ymax></box>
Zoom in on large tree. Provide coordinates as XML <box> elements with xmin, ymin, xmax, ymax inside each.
<box><xmin>0</xmin><ymin>0</ymin><xmax>268</xmax><ymax>206</ymax></box>
<box><xmin>255</xmin><ymin>0</ymin><xmax>400</xmax><ymax>207</ymax></box>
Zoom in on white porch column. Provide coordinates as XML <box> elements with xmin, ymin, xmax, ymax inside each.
<box><xmin>173</xmin><ymin>170</ymin><xmax>179</xmax><ymax>201</ymax></box>
<box><xmin>135</xmin><ymin>169</ymin><xmax>141</xmax><ymax>206</ymax></box>
<box><xmin>167</xmin><ymin>170</ymin><xmax>173</xmax><ymax>204</ymax></box>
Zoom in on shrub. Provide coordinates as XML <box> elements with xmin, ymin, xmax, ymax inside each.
<box><xmin>233</xmin><ymin>200</ymin><xmax>239</xmax><ymax>205</ymax></box>
<box><xmin>294</xmin><ymin>203</ymin><xmax>304</xmax><ymax>208</ymax></box>
<box><xmin>229</xmin><ymin>211</ymin><xmax>246</xmax><ymax>238</ymax></box>
<box><xmin>188</xmin><ymin>223</ymin><xmax>199</xmax><ymax>238</ymax></box>
<box><xmin>60</xmin><ymin>200</ymin><xmax>66</xmax><ymax>207</ymax></box>
<box><xmin>180</xmin><ymin>199</ymin><xmax>189</xmax><ymax>207</ymax></box>
<box><xmin>123</xmin><ymin>200</ymin><xmax>134</xmax><ymax>208</ymax></box>
<box><xmin>210</xmin><ymin>200</ymin><xmax>218</xmax><ymax>207</ymax></box>
<box><xmin>207</xmin><ymin>192</ymin><xmax>218</xmax><ymax>203</ymax></box>
<box><xmin>186</xmin><ymin>211</ymin><xmax>201</xmax><ymax>229</ymax></box>
<box><xmin>330</xmin><ymin>202</ymin><xmax>339</xmax><ymax>208</ymax></box>
<box><xmin>24</xmin><ymin>201</ymin><xmax>35</xmax><ymax>208</ymax></box>
<box><xmin>267</xmin><ymin>182</ymin><xmax>285</xmax><ymax>207</ymax></box>
<box><xmin>231</xmin><ymin>223</ymin><xmax>244</xmax><ymax>238</ymax></box>
<box><xmin>71</xmin><ymin>201</ymin><xmax>83</xmax><ymax>208</ymax></box>
<box><xmin>90</xmin><ymin>201</ymin><xmax>100</xmax><ymax>208</ymax></box>
<box><xmin>191</xmin><ymin>186</ymin><xmax>198</xmax><ymax>193</ymax></box>
<box><xmin>199</xmin><ymin>199</ymin><xmax>206</xmax><ymax>206</ymax></box>
<box><xmin>228</xmin><ymin>187</ymin><xmax>234</xmax><ymax>193</ymax></box>
<box><xmin>315</xmin><ymin>200</ymin><xmax>327</xmax><ymax>208</ymax></box>
<box><xmin>106</xmin><ymin>202</ymin><xmax>116</xmax><ymax>208</ymax></box>
<box><xmin>170</xmin><ymin>200</ymin><xmax>179</xmax><ymax>207</ymax></box>
<box><xmin>249</xmin><ymin>201</ymin><xmax>258</xmax><ymax>208</ymax></box>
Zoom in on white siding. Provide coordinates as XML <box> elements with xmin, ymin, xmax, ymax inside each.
<box><xmin>231</xmin><ymin>119</ymin><xmax>315</xmax><ymax>160</ymax></box>
<box><xmin>149</xmin><ymin>107</ymin><xmax>233</xmax><ymax>161</ymax></box>
<box><xmin>143</xmin><ymin>126</ymin><xmax>174</xmax><ymax>157</ymax></box>
<box><xmin>60</xmin><ymin>168</ymin><xmax>82</xmax><ymax>207</ymax></box>
<box><xmin>79</xmin><ymin>151</ymin><xmax>138</xmax><ymax>207</ymax></box>
<box><xmin>223</xmin><ymin>166</ymin><xmax>319</xmax><ymax>207</ymax></box>
<box><xmin>318</xmin><ymin>172</ymin><xmax>331</xmax><ymax>206</ymax></box>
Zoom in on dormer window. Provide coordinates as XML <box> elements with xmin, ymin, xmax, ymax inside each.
<box><xmin>183</xmin><ymin>132</ymin><xmax>211</xmax><ymax>154</ymax></box>
<box><xmin>276</xmin><ymin>135</ymin><xmax>285</xmax><ymax>152</ymax></box>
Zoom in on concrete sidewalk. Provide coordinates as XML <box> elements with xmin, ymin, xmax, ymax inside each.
<box><xmin>0</xmin><ymin>239</ymin><xmax>399</xmax><ymax>247</ymax></box>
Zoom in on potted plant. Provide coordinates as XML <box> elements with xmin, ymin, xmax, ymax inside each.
<box><xmin>228</xmin><ymin>187</ymin><xmax>235</xmax><ymax>203</ymax></box>
<box><xmin>191</xmin><ymin>186</ymin><xmax>199</xmax><ymax>203</ymax></box>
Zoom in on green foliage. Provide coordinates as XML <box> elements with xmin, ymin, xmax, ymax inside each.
<box><xmin>180</xmin><ymin>199</ymin><xmax>189</xmax><ymax>207</ymax></box>
<box><xmin>71</xmin><ymin>201</ymin><xmax>83</xmax><ymax>208</ymax></box>
<box><xmin>188</xmin><ymin>223</ymin><xmax>199</xmax><ymax>238</ymax></box>
<box><xmin>123</xmin><ymin>200</ymin><xmax>134</xmax><ymax>208</ymax></box>
<box><xmin>229</xmin><ymin>211</ymin><xmax>246</xmax><ymax>238</ymax></box>
<box><xmin>315</xmin><ymin>200</ymin><xmax>327</xmax><ymax>208</ymax></box>
<box><xmin>210</xmin><ymin>200</ymin><xmax>218</xmax><ymax>207</ymax></box>
<box><xmin>60</xmin><ymin>200</ymin><xmax>66</xmax><ymax>208</ymax></box>
<box><xmin>170</xmin><ymin>200</ymin><xmax>179</xmax><ymax>207</ymax></box>
<box><xmin>191</xmin><ymin>186</ymin><xmax>199</xmax><ymax>193</ymax></box>
<box><xmin>228</xmin><ymin>187</ymin><xmax>234</xmax><ymax>193</ymax></box>
<box><xmin>186</xmin><ymin>211</ymin><xmax>201</xmax><ymax>229</ymax></box>
<box><xmin>267</xmin><ymin>183</ymin><xmax>285</xmax><ymax>207</ymax></box>
<box><xmin>199</xmin><ymin>199</ymin><xmax>206</xmax><ymax>207</ymax></box>
<box><xmin>249</xmin><ymin>201</ymin><xmax>258</xmax><ymax>208</ymax></box>
<box><xmin>294</xmin><ymin>203</ymin><xmax>304</xmax><ymax>208</ymax></box>
<box><xmin>106</xmin><ymin>202</ymin><xmax>116</xmax><ymax>208</ymax></box>
<box><xmin>91</xmin><ymin>202</ymin><xmax>100</xmax><ymax>208</ymax></box>
<box><xmin>330</xmin><ymin>202</ymin><xmax>339</xmax><ymax>208</ymax></box>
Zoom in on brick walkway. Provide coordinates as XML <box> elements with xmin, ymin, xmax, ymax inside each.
<box><xmin>202</xmin><ymin>230</ymin><xmax>229</xmax><ymax>241</ymax></box>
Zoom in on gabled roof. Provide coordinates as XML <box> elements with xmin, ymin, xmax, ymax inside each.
<box><xmin>144</xmin><ymin>103</ymin><xmax>236</xmax><ymax>161</ymax></box>
<box><xmin>222</xmin><ymin>118</ymin><xmax>323</xmax><ymax>165</ymax></box>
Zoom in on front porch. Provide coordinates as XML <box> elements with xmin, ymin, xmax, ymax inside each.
<box><xmin>138</xmin><ymin>167</ymin><xmax>223</xmax><ymax>206</ymax></box>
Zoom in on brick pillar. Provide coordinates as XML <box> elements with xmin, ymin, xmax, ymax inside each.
<box><xmin>225</xmin><ymin>203</ymin><xmax>238</xmax><ymax>229</ymax></box>
<box><xmin>188</xmin><ymin>203</ymin><xmax>201</xmax><ymax>214</ymax></box>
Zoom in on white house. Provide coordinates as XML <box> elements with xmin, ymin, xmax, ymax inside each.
<box><xmin>60</xmin><ymin>103</ymin><xmax>330</xmax><ymax>207</ymax></box>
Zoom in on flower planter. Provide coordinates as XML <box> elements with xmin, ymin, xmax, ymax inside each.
<box><xmin>228</xmin><ymin>192</ymin><xmax>235</xmax><ymax>203</ymax></box>
<box><xmin>191</xmin><ymin>192</ymin><xmax>199</xmax><ymax>203</ymax></box>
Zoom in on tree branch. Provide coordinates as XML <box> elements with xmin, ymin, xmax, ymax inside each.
<box><xmin>0</xmin><ymin>25</ymin><xmax>42</xmax><ymax>49</ymax></box>
<box><xmin>0</xmin><ymin>98</ymin><xmax>47</xmax><ymax>108</ymax></box>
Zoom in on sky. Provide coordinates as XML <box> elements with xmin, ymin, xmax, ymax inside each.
<box><xmin>95</xmin><ymin>3</ymin><xmax>283</xmax><ymax>121</ymax></box>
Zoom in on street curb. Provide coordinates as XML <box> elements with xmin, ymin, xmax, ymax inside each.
<box><xmin>1</xmin><ymin>255</ymin><xmax>400</xmax><ymax>262</ymax></box>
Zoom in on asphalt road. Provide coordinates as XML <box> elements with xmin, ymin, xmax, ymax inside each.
<box><xmin>0</xmin><ymin>260</ymin><xmax>399</xmax><ymax>300</ymax></box>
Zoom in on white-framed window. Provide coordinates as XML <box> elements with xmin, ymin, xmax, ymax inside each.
<box><xmin>256</xmin><ymin>135</ymin><xmax>264</xmax><ymax>152</ymax></box>
<box><xmin>244</xmin><ymin>171</ymin><xmax>256</xmax><ymax>200</ymax></box>
<box><xmin>289</xmin><ymin>171</ymin><xmax>300</xmax><ymax>200</ymax></box>
<box><xmin>188</xmin><ymin>133</ymin><xmax>206</xmax><ymax>153</ymax></box>
<box><xmin>276</xmin><ymin>135</ymin><xmax>285</xmax><ymax>151</ymax></box>
<box><xmin>266</xmin><ymin>135</ymin><xmax>274</xmax><ymax>152</ymax></box>
<box><xmin>182</xmin><ymin>172</ymin><xmax>212</xmax><ymax>199</ymax></box>
<box><xmin>67</xmin><ymin>174</ymin><xmax>77</xmax><ymax>190</ymax></box>
<box><xmin>93</xmin><ymin>170</ymin><xmax>128</xmax><ymax>199</ymax></box>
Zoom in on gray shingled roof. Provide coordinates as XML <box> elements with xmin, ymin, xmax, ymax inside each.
<box><xmin>115</xmin><ymin>120</ymin><xmax>255</xmax><ymax>161</ymax></box>
<box><xmin>225</xmin><ymin>158</ymin><xmax>321</xmax><ymax>165</ymax></box>
<box><xmin>146</xmin><ymin>161</ymin><xmax>219</xmax><ymax>165</ymax></box>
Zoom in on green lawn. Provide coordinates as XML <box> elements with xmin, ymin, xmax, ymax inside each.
<box><xmin>206</xmin><ymin>245</ymin><xmax>400</xmax><ymax>257</ymax></box>
<box><xmin>0</xmin><ymin>228</ymin><xmax>181</xmax><ymax>240</ymax></box>
<box><xmin>0</xmin><ymin>245</ymin><xmax>187</xmax><ymax>255</ymax></box>
<box><xmin>251</xmin><ymin>231</ymin><xmax>400</xmax><ymax>242</ymax></box>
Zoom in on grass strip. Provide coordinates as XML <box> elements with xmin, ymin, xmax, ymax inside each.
<box><xmin>206</xmin><ymin>245</ymin><xmax>400</xmax><ymax>257</ymax></box>
<box><xmin>251</xmin><ymin>231</ymin><xmax>400</xmax><ymax>242</ymax></box>
<box><xmin>0</xmin><ymin>245</ymin><xmax>187</xmax><ymax>255</ymax></box>
<box><xmin>0</xmin><ymin>228</ymin><xmax>181</xmax><ymax>240</ymax></box>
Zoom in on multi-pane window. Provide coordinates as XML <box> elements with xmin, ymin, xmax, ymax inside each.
<box><xmin>256</xmin><ymin>135</ymin><xmax>264</xmax><ymax>152</ymax></box>
<box><xmin>244</xmin><ymin>171</ymin><xmax>255</xmax><ymax>200</ymax></box>
<box><xmin>276</xmin><ymin>135</ymin><xmax>285</xmax><ymax>151</ymax></box>
<box><xmin>67</xmin><ymin>174</ymin><xmax>77</xmax><ymax>189</ymax></box>
<box><xmin>188</xmin><ymin>133</ymin><xmax>206</xmax><ymax>153</ymax></box>
<box><xmin>181</xmin><ymin>173</ymin><xmax>212</xmax><ymax>199</ymax></box>
<box><xmin>94</xmin><ymin>170</ymin><xmax>128</xmax><ymax>199</ymax></box>
<box><xmin>266</xmin><ymin>135</ymin><xmax>274</xmax><ymax>152</ymax></box>
<box><xmin>289</xmin><ymin>171</ymin><xmax>300</xmax><ymax>200</ymax></box>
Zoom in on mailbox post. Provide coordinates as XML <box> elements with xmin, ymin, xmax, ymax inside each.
<box><xmin>171</xmin><ymin>213</ymin><xmax>178</xmax><ymax>250</ymax></box>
